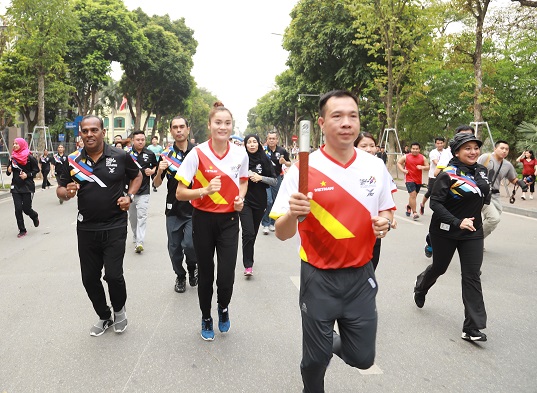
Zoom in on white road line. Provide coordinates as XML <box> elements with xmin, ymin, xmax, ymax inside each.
<box><xmin>289</xmin><ymin>275</ymin><xmax>384</xmax><ymax>375</ymax></box>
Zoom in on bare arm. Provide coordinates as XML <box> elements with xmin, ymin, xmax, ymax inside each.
<box><xmin>397</xmin><ymin>155</ymin><xmax>407</xmax><ymax>174</ymax></box>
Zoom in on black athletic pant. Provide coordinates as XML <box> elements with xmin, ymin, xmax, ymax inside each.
<box><xmin>239</xmin><ymin>204</ymin><xmax>265</xmax><ymax>269</ymax></box>
<box><xmin>41</xmin><ymin>169</ymin><xmax>51</xmax><ymax>188</ymax></box>
<box><xmin>192</xmin><ymin>209</ymin><xmax>239</xmax><ymax>319</ymax></box>
<box><xmin>300</xmin><ymin>261</ymin><xmax>377</xmax><ymax>393</ymax></box>
<box><xmin>415</xmin><ymin>233</ymin><xmax>486</xmax><ymax>330</ymax></box>
<box><xmin>77</xmin><ymin>227</ymin><xmax>128</xmax><ymax>321</ymax></box>
<box><xmin>12</xmin><ymin>192</ymin><xmax>38</xmax><ymax>232</ymax></box>
<box><xmin>371</xmin><ymin>238</ymin><xmax>381</xmax><ymax>270</ymax></box>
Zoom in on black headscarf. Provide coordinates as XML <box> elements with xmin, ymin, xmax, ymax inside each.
<box><xmin>244</xmin><ymin>134</ymin><xmax>273</xmax><ymax>176</ymax></box>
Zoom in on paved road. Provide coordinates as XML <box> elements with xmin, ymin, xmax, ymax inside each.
<box><xmin>0</xmin><ymin>184</ymin><xmax>536</xmax><ymax>392</ymax></box>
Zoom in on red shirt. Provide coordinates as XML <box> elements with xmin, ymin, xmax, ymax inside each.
<box><xmin>405</xmin><ymin>153</ymin><xmax>425</xmax><ymax>184</ymax></box>
<box><xmin>519</xmin><ymin>158</ymin><xmax>537</xmax><ymax>176</ymax></box>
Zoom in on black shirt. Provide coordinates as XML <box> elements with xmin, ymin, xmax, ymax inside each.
<box><xmin>53</xmin><ymin>153</ymin><xmax>68</xmax><ymax>176</ymax></box>
<box><xmin>266</xmin><ymin>145</ymin><xmax>290</xmax><ymax>176</ymax></box>
<box><xmin>58</xmin><ymin>144</ymin><xmax>140</xmax><ymax>231</ymax></box>
<box><xmin>159</xmin><ymin>142</ymin><xmax>194</xmax><ymax>218</ymax></box>
<box><xmin>129</xmin><ymin>146</ymin><xmax>157</xmax><ymax>195</ymax></box>
<box><xmin>245</xmin><ymin>161</ymin><xmax>276</xmax><ymax>211</ymax></box>
<box><xmin>40</xmin><ymin>155</ymin><xmax>52</xmax><ymax>172</ymax></box>
<box><xmin>429</xmin><ymin>164</ymin><xmax>489</xmax><ymax>240</ymax></box>
<box><xmin>7</xmin><ymin>155</ymin><xmax>40</xmax><ymax>193</ymax></box>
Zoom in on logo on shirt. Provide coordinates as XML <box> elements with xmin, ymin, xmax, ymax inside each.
<box><xmin>231</xmin><ymin>164</ymin><xmax>242</xmax><ymax>179</ymax></box>
<box><xmin>359</xmin><ymin>176</ymin><xmax>377</xmax><ymax>188</ymax></box>
<box><xmin>314</xmin><ymin>180</ymin><xmax>334</xmax><ymax>192</ymax></box>
<box><xmin>366</xmin><ymin>189</ymin><xmax>375</xmax><ymax>197</ymax></box>
<box><xmin>205</xmin><ymin>165</ymin><xmax>218</xmax><ymax>174</ymax></box>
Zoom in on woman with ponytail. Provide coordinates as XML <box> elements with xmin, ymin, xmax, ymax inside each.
<box><xmin>176</xmin><ymin>102</ymin><xmax>249</xmax><ymax>341</ymax></box>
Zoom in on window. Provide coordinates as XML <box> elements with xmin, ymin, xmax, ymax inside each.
<box><xmin>148</xmin><ymin>117</ymin><xmax>155</xmax><ymax>128</ymax></box>
<box><xmin>103</xmin><ymin>118</ymin><xmax>109</xmax><ymax>128</ymax></box>
<box><xmin>114</xmin><ymin>117</ymin><xmax>125</xmax><ymax>128</ymax></box>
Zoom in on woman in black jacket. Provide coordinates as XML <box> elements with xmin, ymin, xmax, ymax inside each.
<box><xmin>6</xmin><ymin>138</ymin><xmax>40</xmax><ymax>238</ymax></box>
<box><xmin>239</xmin><ymin>134</ymin><xmax>277</xmax><ymax>276</ymax></box>
<box><xmin>39</xmin><ymin>149</ymin><xmax>52</xmax><ymax>189</ymax></box>
<box><xmin>413</xmin><ymin>133</ymin><xmax>491</xmax><ymax>342</ymax></box>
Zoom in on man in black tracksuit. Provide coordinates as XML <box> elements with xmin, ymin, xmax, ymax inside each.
<box><xmin>153</xmin><ymin>117</ymin><xmax>198</xmax><ymax>293</ymax></box>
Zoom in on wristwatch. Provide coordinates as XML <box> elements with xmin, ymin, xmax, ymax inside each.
<box><xmin>128</xmin><ymin>194</ymin><xmax>135</xmax><ymax>202</ymax></box>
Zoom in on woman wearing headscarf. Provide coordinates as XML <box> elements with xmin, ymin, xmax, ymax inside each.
<box><xmin>239</xmin><ymin>134</ymin><xmax>277</xmax><ymax>276</ymax></box>
<box><xmin>413</xmin><ymin>133</ymin><xmax>491</xmax><ymax>342</ymax></box>
<box><xmin>6</xmin><ymin>138</ymin><xmax>40</xmax><ymax>238</ymax></box>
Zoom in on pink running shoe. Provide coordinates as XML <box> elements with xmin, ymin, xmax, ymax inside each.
<box><xmin>244</xmin><ymin>268</ymin><xmax>253</xmax><ymax>276</ymax></box>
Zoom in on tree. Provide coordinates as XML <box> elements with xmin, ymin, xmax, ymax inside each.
<box><xmin>283</xmin><ymin>0</ymin><xmax>374</xmax><ymax>97</ymax></box>
<box><xmin>121</xmin><ymin>9</ymin><xmax>195</xmax><ymax>131</ymax></box>
<box><xmin>66</xmin><ymin>0</ymin><xmax>147</xmax><ymax>116</ymax></box>
<box><xmin>186</xmin><ymin>87</ymin><xmax>218</xmax><ymax>143</ymax></box>
<box><xmin>5</xmin><ymin>0</ymin><xmax>79</xmax><ymax>144</ymax></box>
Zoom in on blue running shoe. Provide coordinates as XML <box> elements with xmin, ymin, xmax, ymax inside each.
<box><xmin>201</xmin><ymin>317</ymin><xmax>215</xmax><ymax>341</ymax></box>
<box><xmin>218</xmin><ymin>305</ymin><xmax>230</xmax><ymax>333</ymax></box>
<box><xmin>424</xmin><ymin>245</ymin><xmax>433</xmax><ymax>258</ymax></box>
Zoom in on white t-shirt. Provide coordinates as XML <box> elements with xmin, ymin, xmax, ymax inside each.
<box><xmin>436</xmin><ymin>147</ymin><xmax>453</xmax><ymax>170</ymax></box>
<box><xmin>428</xmin><ymin>148</ymin><xmax>444</xmax><ymax>178</ymax></box>
<box><xmin>177</xmin><ymin>139</ymin><xmax>249</xmax><ymax>213</ymax></box>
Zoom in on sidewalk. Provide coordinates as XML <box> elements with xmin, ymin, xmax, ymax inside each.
<box><xmin>392</xmin><ymin>176</ymin><xmax>537</xmax><ymax>219</ymax></box>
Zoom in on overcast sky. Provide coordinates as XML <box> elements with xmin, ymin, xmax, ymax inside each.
<box><xmin>0</xmin><ymin>0</ymin><xmax>297</xmax><ymax>133</ymax></box>
<box><xmin>120</xmin><ymin>0</ymin><xmax>298</xmax><ymax>133</ymax></box>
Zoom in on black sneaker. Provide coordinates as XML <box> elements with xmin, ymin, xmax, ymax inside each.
<box><xmin>217</xmin><ymin>305</ymin><xmax>230</xmax><ymax>333</ymax></box>
<box><xmin>406</xmin><ymin>204</ymin><xmax>411</xmax><ymax>217</ymax></box>
<box><xmin>189</xmin><ymin>269</ymin><xmax>198</xmax><ymax>287</ymax></box>
<box><xmin>153</xmin><ymin>187</ymin><xmax>157</xmax><ymax>192</ymax></box>
<box><xmin>462</xmin><ymin>329</ymin><xmax>487</xmax><ymax>342</ymax></box>
<box><xmin>424</xmin><ymin>245</ymin><xmax>433</xmax><ymax>258</ymax></box>
<box><xmin>414</xmin><ymin>291</ymin><xmax>426</xmax><ymax>308</ymax></box>
<box><xmin>174</xmin><ymin>276</ymin><xmax>186</xmax><ymax>293</ymax></box>
<box><xmin>17</xmin><ymin>230</ymin><xmax>27</xmax><ymax>238</ymax></box>
<box><xmin>32</xmin><ymin>216</ymin><xmax>40</xmax><ymax>227</ymax></box>
<box><xmin>420</xmin><ymin>203</ymin><xmax>425</xmax><ymax>215</ymax></box>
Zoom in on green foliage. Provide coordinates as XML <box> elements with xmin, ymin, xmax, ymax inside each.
<box><xmin>121</xmin><ymin>9</ymin><xmax>195</xmax><ymax>131</ymax></box>
<box><xmin>515</xmin><ymin>122</ymin><xmax>537</xmax><ymax>152</ymax></box>
<box><xmin>283</xmin><ymin>0</ymin><xmax>373</xmax><ymax>96</ymax></box>
<box><xmin>67</xmin><ymin>0</ymin><xmax>147</xmax><ymax>115</ymax></box>
<box><xmin>184</xmin><ymin>87</ymin><xmax>218</xmax><ymax>143</ymax></box>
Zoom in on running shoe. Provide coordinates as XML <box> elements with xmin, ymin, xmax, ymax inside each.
<box><xmin>175</xmin><ymin>276</ymin><xmax>186</xmax><ymax>293</ymax></box>
<box><xmin>424</xmin><ymin>245</ymin><xmax>433</xmax><ymax>258</ymax></box>
<box><xmin>413</xmin><ymin>213</ymin><xmax>419</xmax><ymax>221</ymax></box>
<box><xmin>17</xmin><ymin>231</ymin><xmax>27</xmax><ymax>238</ymax></box>
<box><xmin>406</xmin><ymin>205</ymin><xmax>411</xmax><ymax>217</ymax></box>
<box><xmin>217</xmin><ymin>305</ymin><xmax>230</xmax><ymax>333</ymax></box>
<box><xmin>189</xmin><ymin>269</ymin><xmax>198</xmax><ymax>287</ymax></box>
<box><xmin>201</xmin><ymin>317</ymin><xmax>215</xmax><ymax>341</ymax></box>
<box><xmin>32</xmin><ymin>216</ymin><xmax>40</xmax><ymax>227</ymax></box>
<box><xmin>420</xmin><ymin>203</ymin><xmax>425</xmax><ymax>215</ymax></box>
<box><xmin>521</xmin><ymin>194</ymin><xmax>526</xmax><ymax>200</ymax></box>
<box><xmin>414</xmin><ymin>281</ymin><xmax>426</xmax><ymax>308</ymax></box>
<box><xmin>262</xmin><ymin>226</ymin><xmax>269</xmax><ymax>235</ymax></box>
<box><xmin>244</xmin><ymin>267</ymin><xmax>253</xmax><ymax>276</ymax></box>
<box><xmin>113</xmin><ymin>307</ymin><xmax>128</xmax><ymax>333</ymax></box>
<box><xmin>461</xmin><ymin>329</ymin><xmax>487</xmax><ymax>342</ymax></box>
<box><xmin>135</xmin><ymin>244</ymin><xmax>144</xmax><ymax>253</ymax></box>
<box><xmin>90</xmin><ymin>319</ymin><xmax>113</xmax><ymax>337</ymax></box>
<box><xmin>269</xmin><ymin>225</ymin><xmax>276</xmax><ymax>232</ymax></box>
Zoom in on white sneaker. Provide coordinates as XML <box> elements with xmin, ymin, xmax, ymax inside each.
<box><xmin>262</xmin><ymin>226</ymin><xmax>269</xmax><ymax>235</ymax></box>
<box><xmin>531</xmin><ymin>195</ymin><xmax>534</xmax><ymax>200</ymax></box>
<box><xmin>269</xmin><ymin>225</ymin><xmax>276</xmax><ymax>232</ymax></box>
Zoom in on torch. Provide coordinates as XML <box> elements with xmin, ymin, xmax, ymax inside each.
<box><xmin>298</xmin><ymin>120</ymin><xmax>311</xmax><ymax>195</ymax></box>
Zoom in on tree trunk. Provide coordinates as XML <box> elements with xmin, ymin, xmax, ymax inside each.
<box><xmin>473</xmin><ymin>14</ymin><xmax>485</xmax><ymax>140</ymax></box>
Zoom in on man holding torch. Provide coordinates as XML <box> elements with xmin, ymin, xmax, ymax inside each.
<box><xmin>270</xmin><ymin>90</ymin><xmax>395</xmax><ymax>393</ymax></box>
